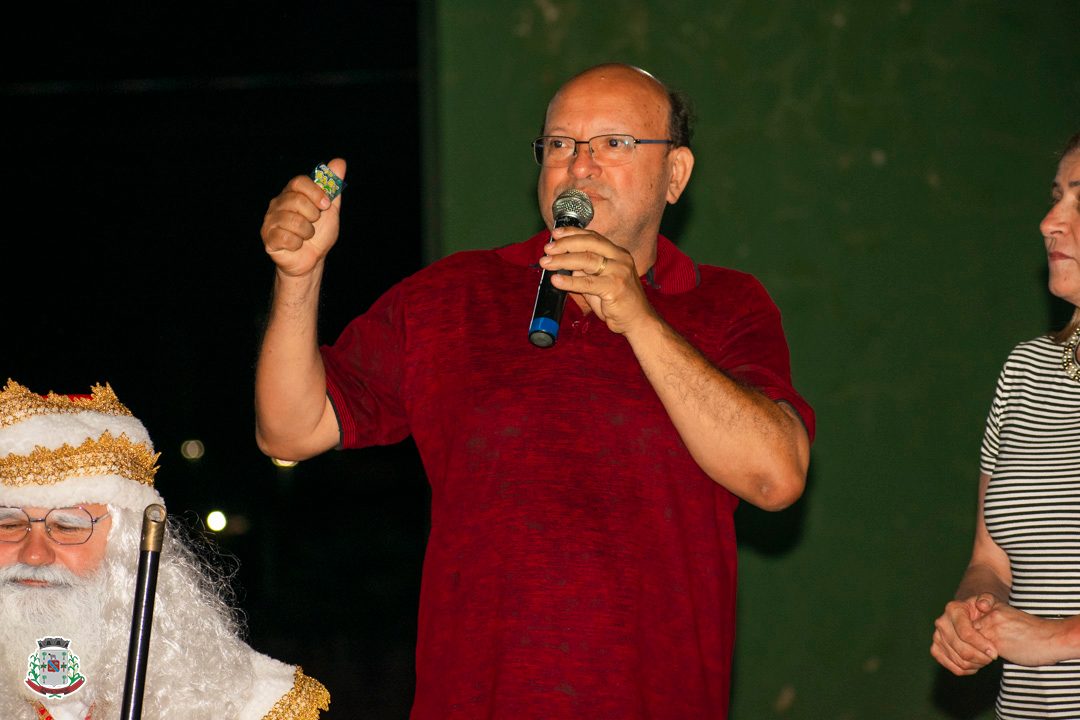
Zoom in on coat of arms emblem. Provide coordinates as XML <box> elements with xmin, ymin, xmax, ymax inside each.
<box><xmin>25</xmin><ymin>637</ymin><xmax>86</xmax><ymax>698</ymax></box>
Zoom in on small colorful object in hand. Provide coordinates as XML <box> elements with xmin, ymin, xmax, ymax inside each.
<box><xmin>311</xmin><ymin>163</ymin><xmax>346</xmax><ymax>200</ymax></box>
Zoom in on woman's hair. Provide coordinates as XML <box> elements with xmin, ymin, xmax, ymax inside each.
<box><xmin>1050</xmin><ymin>131</ymin><xmax>1080</xmax><ymax>343</ymax></box>
<box><xmin>1063</xmin><ymin>131</ymin><xmax>1080</xmax><ymax>157</ymax></box>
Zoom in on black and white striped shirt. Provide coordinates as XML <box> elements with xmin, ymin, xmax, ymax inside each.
<box><xmin>982</xmin><ymin>334</ymin><xmax>1080</xmax><ymax>718</ymax></box>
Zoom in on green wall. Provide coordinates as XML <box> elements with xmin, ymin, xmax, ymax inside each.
<box><xmin>423</xmin><ymin>2</ymin><xmax>1080</xmax><ymax>717</ymax></box>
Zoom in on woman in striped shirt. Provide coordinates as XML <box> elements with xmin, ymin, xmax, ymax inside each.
<box><xmin>931</xmin><ymin>131</ymin><xmax>1080</xmax><ymax>717</ymax></box>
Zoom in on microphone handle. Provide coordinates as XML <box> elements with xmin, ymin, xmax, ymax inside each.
<box><xmin>528</xmin><ymin>268</ymin><xmax>570</xmax><ymax>348</ymax></box>
<box><xmin>528</xmin><ymin>216</ymin><xmax>583</xmax><ymax>348</ymax></box>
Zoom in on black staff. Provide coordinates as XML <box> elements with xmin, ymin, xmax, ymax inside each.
<box><xmin>120</xmin><ymin>503</ymin><xmax>167</xmax><ymax>720</ymax></box>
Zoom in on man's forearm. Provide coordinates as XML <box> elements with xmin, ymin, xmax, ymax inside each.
<box><xmin>255</xmin><ymin>268</ymin><xmax>339</xmax><ymax>460</ymax></box>
<box><xmin>625</xmin><ymin>314</ymin><xmax>809</xmax><ymax>511</ymax></box>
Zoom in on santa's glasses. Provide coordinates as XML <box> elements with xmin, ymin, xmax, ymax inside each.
<box><xmin>0</xmin><ymin>506</ymin><xmax>110</xmax><ymax>545</ymax></box>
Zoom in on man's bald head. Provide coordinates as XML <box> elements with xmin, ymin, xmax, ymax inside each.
<box><xmin>546</xmin><ymin>63</ymin><xmax>693</xmax><ymax>149</ymax></box>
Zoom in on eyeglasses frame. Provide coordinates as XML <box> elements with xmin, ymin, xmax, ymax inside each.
<box><xmin>0</xmin><ymin>506</ymin><xmax>111</xmax><ymax>546</ymax></box>
<box><xmin>532</xmin><ymin>134</ymin><xmax>674</xmax><ymax>167</ymax></box>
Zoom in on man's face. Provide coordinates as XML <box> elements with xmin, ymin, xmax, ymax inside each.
<box><xmin>537</xmin><ymin>67</ymin><xmax>690</xmax><ymax>259</ymax></box>
<box><xmin>0</xmin><ymin>504</ymin><xmax>111</xmax><ymax>583</ymax></box>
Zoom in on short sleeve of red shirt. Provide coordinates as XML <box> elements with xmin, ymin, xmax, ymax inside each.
<box><xmin>320</xmin><ymin>280</ymin><xmax>411</xmax><ymax>449</ymax></box>
<box><xmin>701</xmin><ymin>267</ymin><xmax>816</xmax><ymax>442</ymax></box>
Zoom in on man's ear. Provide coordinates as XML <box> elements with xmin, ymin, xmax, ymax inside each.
<box><xmin>665</xmin><ymin>146</ymin><xmax>695</xmax><ymax>204</ymax></box>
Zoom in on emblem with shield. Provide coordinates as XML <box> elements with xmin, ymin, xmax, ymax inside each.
<box><xmin>25</xmin><ymin>637</ymin><xmax>86</xmax><ymax>698</ymax></box>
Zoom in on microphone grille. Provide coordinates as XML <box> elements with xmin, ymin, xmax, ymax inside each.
<box><xmin>552</xmin><ymin>189</ymin><xmax>594</xmax><ymax>227</ymax></box>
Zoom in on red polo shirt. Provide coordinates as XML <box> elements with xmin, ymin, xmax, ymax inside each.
<box><xmin>322</xmin><ymin>232</ymin><xmax>814</xmax><ymax>719</ymax></box>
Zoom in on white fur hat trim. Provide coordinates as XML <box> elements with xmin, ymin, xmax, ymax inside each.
<box><xmin>0</xmin><ymin>474</ymin><xmax>164</xmax><ymax>512</ymax></box>
<box><xmin>0</xmin><ymin>412</ymin><xmax>152</xmax><ymax>456</ymax></box>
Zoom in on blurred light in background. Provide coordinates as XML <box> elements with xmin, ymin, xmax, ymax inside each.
<box><xmin>181</xmin><ymin>439</ymin><xmax>205</xmax><ymax>460</ymax></box>
<box><xmin>206</xmin><ymin>510</ymin><xmax>227</xmax><ymax>532</ymax></box>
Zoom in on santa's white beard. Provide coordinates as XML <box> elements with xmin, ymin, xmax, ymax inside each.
<box><xmin>0</xmin><ymin>564</ymin><xmax>109</xmax><ymax>713</ymax></box>
<box><xmin>0</xmin><ymin>508</ymin><xmax>252</xmax><ymax>719</ymax></box>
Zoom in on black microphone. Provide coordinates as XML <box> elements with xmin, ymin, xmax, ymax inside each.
<box><xmin>528</xmin><ymin>189</ymin><xmax>595</xmax><ymax>347</ymax></box>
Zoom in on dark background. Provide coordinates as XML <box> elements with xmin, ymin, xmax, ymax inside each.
<box><xmin>4</xmin><ymin>5</ymin><xmax>426</xmax><ymax>717</ymax></box>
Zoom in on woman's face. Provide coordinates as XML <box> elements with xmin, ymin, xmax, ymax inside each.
<box><xmin>1042</xmin><ymin>150</ymin><xmax>1080</xmax><ymax>306</ymax></box>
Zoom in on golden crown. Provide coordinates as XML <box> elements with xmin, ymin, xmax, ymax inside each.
<box><xmin>0</xmin><ymin>378</ymin><xmax>133</xmax><ymax>428</ymax></box>
<box><xmin>0</xmin><ymin>379</ymin><xmax>160</xmax><ymax>488</ymax></box>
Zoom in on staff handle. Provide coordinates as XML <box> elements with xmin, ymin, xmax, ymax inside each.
<box><xmin>119</xmin><ymin>504</ymin><xmax>167</xmax><ymax>720</ymax></box>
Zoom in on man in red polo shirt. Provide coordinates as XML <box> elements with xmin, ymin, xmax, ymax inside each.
<box><xmin>256</xmin><ymin>63</ymin><xmax>814</xmax><ymax>719</ymax></box>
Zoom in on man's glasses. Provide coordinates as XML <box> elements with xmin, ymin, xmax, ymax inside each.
<box><xmin>0</xmin><ymin>506</ymin><xmax>110</xmax><ymax>546</ymax></box>
<box><xmin>532</xmin><ymin>134</ymin><xmax>673</xmax><ymax>167</ymax></box>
